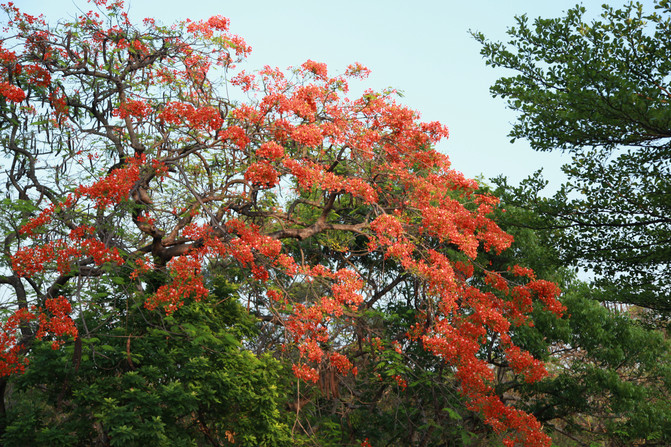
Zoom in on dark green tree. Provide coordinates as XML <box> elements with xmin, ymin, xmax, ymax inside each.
<box><xmin>1</xmin><ymin>276</ymin><xmax>294</xmax><ymax>447</ymax></box>
<box><xmin>485</xmin><ymin>198</ymin><xmax>671</xmax><ymax>446</ymax></box>
<box><xmin>473</xmin><ymin>2</ymin><xmax>671</xmax><ymax>444</ymax></box>
<box><xmin>473</xmin><ymin>0</ymin><xmax>671</xmax><ymax>320</ymax></box>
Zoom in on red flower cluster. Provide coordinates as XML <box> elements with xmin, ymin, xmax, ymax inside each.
<box><xmin>0</xmin><ymin>308</ymin><xmax>36</xmax><ymax>376</ymax></box>
<box><xmin>75</xmin><ymin>155</ymin><xmax>143</xmax><ymax>208</ymax></box>
<box><xmin>219</xmin><ymin>125</ymin><xmax>250</xmax><ymax>149</ymax></box>
<box><xmin>145</xmin><ymin>256</ymin><xmax>209</xmax><ymax>314</ymax></box>
<box><xmin>0</xmin><ymin>81</ymin><xmax>25</xmax><ymax>102</ymax></box>
<box><xmin>256</xmin><ymin>141</ymin><xmax>284</xmax><ymax>159</ymax></box>
<box><xmin>37</xmin><ymin>296</ymin><xmax>78</xmax><ymax>350</ymax></box>
<box><xmin>245</xmin><ymin>161</ymin><xmax>279</xmax><ymax>188</ymax></box>
<box><xmin>292</xmin><ymin>363</ymin><xmax>320</xmax><ymax>384</ymax></box>
<box><xmin>0</xmin><ymin>296</ymin><xmax>78</xmax><ymax>375</ymax></box>
<box><xmin>160</xmin><ymin>102</ymin><xmax>223</xmax><ymax>132</ymax></box>
<box><xmin>113</xmin><ymin>98</ymin><xmax>151</xmax><ymax>119</ymax></box>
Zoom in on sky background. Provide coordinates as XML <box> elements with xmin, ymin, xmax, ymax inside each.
<box><xmin>14</xmin><ymin>0</ymin><xmax>658</xmax><ymax>189</ymax></box>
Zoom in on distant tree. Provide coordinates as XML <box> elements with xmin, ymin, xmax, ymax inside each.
<box><xmin>0</xmin><ymin>1</ymin><xmax>565</xmax><ymax>445</ymax></box>
<box><xmin>473</xmin><ymin>0</ymin><xmax>671</xmax><ymax>320</ymax></box>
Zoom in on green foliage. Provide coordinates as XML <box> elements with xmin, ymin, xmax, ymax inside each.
<box><xmin>2</xmin><ymin>277</ymin><xmax>293</xmax><ymax>447</ymax></box>
<box><xmin>473</xmin><ymin>1</ymin><xmax>671</xmax><ymax>318</ymax></box>
<box><xmin>474</xmin><ymin>6</ymin><xmax>671</xmax><ymax>441</ymax></box>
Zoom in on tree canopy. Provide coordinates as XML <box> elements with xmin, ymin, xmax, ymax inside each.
<box><xmin>473</xmin><ymin>0</ymin><xmax>671</xmax><ymax>319</ymax></box>
<box><xmin>0</xmin><ymin>1</ymin><xmax>566</xmax><ymax>445</ymax></box>
<box><xmin>474</xmin><ymin>1</ymin><xmax>671</xmax><ymax>444</ymax></box>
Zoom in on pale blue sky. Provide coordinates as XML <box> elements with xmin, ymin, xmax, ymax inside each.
<box><xmin>14</xmin><ymin>0</ymin><xmax>656</xmax><ymax>188</ymax></box>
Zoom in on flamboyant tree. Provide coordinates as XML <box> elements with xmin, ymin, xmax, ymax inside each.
<box><xmin>0</xmin><ymin>1</ymin><xmax>564</xmax><ymax>445</ymax></box>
